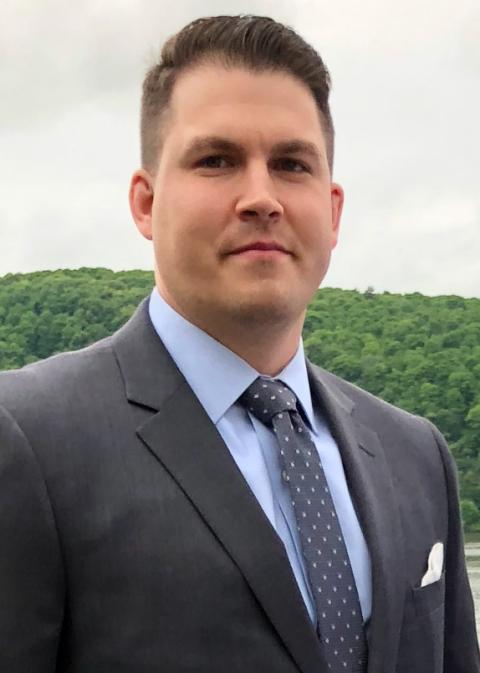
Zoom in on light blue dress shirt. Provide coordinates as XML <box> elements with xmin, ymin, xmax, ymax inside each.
<box><xmin>148</xmin><ymin>288</ymin><xmax>372</xmax><ymax>625</ymax></box>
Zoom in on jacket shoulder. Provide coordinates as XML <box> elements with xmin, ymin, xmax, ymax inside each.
<box><xmin>0</xmin><ymin>336</ymin><xmax>118</xmax><ymax>423</ymax></box>
<box><xmin>309</xmin><ymin>361</ymin><xmax>436</xmax><ymax>440</ymax></box>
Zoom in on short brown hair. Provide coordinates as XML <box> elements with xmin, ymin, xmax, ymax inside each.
<box><xmin>140</xmin><ymin>15</ymin><xmax>335</xmax><ymax>173</ymax></box>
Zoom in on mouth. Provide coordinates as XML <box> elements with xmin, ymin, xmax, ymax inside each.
<box><xmin>229</xmin><ymin>242</ymin><xmax>291</xmax><ymax>257</ymax></box>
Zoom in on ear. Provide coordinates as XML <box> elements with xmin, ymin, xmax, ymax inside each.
<box><xmin>330</xmin><ymin>182</ymin><xmax>344</xmax><ymax>249</ymax></box>
<box><xmin>129</xmin><ymin>169</ymin><xmax>154</xmax><ymax>240</ymax></box>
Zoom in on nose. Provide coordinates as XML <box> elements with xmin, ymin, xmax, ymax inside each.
<box><xmin>234</xmin><ymin>163</ymin><xmax>284</xmax><ymax>225</ymax></box>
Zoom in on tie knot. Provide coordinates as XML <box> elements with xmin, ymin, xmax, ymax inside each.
<box><xmin>239</xmin><ymin>377</ymin><xmax>298</xmax><ymax>425</ymax></box>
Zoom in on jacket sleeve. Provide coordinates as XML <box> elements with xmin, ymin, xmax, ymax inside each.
<box><xmin>0</xmin><ymin>403</ymin><xmax>65</xmax><ymax>672</ymax></box>
<box><xmin>428</xmin><ymin>421</ymin><xmax>480</xmax><ymax>672</ymax></box>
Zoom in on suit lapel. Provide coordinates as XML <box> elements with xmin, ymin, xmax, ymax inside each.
<box><xmin>113</xmin><ymin>301</ymin><xmax>323</xmax><ymax>673</ymax></box>
<box><xmin>306</xmin><ymin>361</ymin><xmax>406</xmax><ymax>673</ymax></box>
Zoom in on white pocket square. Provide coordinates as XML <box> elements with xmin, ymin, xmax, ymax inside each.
<box><xmin>420</xmin><ymin>542</ymin><xmax>444</xmax><ymax>587</ymax></box>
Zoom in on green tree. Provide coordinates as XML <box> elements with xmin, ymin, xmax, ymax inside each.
<box><xmin>461</xmin><ymin>500</ymin><xmax>480</xmax><ymax>532</ymax></box>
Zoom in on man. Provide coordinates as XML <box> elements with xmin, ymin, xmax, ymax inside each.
<box><xmin>0</xmin><ymin>14</ymin><xmax>478</xmax><ymax>673</ymax></box>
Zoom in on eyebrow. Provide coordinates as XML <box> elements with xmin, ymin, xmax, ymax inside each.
<box><xmin>180</xmin><ymin>135</ymin><xmax>324</xmax><ymax>166</ymax></box>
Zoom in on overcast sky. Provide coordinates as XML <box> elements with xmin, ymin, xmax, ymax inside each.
<box><xmin>2</xmin><ymin>0</ymin><xmax>479</xmax><ymax>297</ymax></box>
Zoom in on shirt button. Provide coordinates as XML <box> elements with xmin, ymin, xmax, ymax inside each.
<box><xmin>282</xmin><ymin>470</ymin><xmax>290</xmax><ymax>483</ymax></box>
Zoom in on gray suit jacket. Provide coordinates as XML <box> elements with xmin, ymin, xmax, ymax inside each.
<box><xmin>0</xmin><ymin>299</ymin><xmax>478</xmax><ymax>673</ymax></box>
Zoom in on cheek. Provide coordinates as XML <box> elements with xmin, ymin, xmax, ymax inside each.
<box><xmin>306</xmin><ymin>198</ymin><xmax>334</xmax><ymax>243</ymax></box>
<box><xmin>297</xmin><ymin>210</ymin><xmax>332</xmax><ymax>249</ymax></box>
<box><xmin>163</xmin><ymin>179</ymin><xmax>227</xmax><ymax>240</ymax></box>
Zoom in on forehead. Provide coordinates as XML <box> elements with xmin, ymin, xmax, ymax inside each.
<box><xmin>164</xmin><ymin>63</ymin><xmax>325</xmax><ymax>151</ymax></box>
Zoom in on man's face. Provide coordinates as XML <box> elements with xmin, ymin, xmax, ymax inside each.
<box><xmin>136</xmin><ymin>63</ymin><xmax>343</xmax><ymax>332</ymax></box>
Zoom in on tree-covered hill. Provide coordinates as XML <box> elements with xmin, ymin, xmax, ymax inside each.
<box><xmin>1</xmin><ymin>268</ymin><xmax>479</xmax><ymax>530</ymax></box>
<box><xmin>0</xmin><ymin>268</ymin><xmax>154</xmax><ymax>367</ymax></box>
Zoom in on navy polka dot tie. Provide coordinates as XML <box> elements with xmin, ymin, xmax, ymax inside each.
<box><xmin>240</xmin><ymin>377</ymin><xmax>367</xmax><ymax>672</ymax></box>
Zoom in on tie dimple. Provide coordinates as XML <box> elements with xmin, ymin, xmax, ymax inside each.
<box><xmin>241</xmin><ymin>378</ymin><xmax>297</xmax><ymax>424</ymax></box>
<box><xmin>239</xmin><ymin>376</ymin><xmax>367</xmax><ymax>673</ymax></box>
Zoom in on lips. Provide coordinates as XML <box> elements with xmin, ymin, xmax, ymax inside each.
<box><xmin>230</xmin><ymin>241</ymin><xmax>289</xmax><ymax>254</ymax></box>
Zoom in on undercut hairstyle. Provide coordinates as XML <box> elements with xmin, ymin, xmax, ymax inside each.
<box><xmin>140</xmin><ymin>15</ymin><xmax>335</xmax><ymax>174</ymax></box>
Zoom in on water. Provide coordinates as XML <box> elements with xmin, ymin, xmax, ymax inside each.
<box><xmin>466</xmin><ymin>538</ymin><xmax>480</xmax><ymax>637</ymax></box>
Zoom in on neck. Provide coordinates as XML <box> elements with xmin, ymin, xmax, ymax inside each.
<box><xmin>205</xmin><ymin>316</ymin><xmax>304</xmax><ymax>377</ymax></box>
<box><xmin>156</xmin><ymin>286</ymin><xmax>305</xmax><ymax>378</ymax></box>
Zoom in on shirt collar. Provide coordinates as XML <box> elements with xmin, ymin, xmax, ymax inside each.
<box><xmin>148</xmin><ymin>288</ymin><xmax>316</xmax><ymax>428</ymax></box>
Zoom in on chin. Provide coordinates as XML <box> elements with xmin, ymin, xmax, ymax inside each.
<box><xmin>223</xmin><ymin>293</ymin><xmax>300</xmax><ymax>326</ymax></box>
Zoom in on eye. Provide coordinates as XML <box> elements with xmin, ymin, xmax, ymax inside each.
<box><xmin>275</xmin><ymin>158</ymin><xmax>311</xmax><ymax>173</ymax></box>
<box><xmin>196</xmin><ymin>155</ymin><xmax>231</xmax><ymax>169</ymax></box>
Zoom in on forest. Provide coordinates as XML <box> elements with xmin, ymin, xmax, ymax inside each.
<box><xmin>1</xmin><ymin>268</ymin><xmax>479</xmax><ymax>531</ymax></box>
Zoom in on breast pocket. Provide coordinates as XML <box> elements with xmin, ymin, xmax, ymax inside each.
<box><xmin>396</xmin><ymin>574</ymin><xmax>445</xmax><ymax>672</ymax></box>
<box><xmin>410</xmin><ymin>571</ymin><xmax>445</xmax><ymax>618</ymax></box>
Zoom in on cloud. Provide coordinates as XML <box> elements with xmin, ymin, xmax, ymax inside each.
<box><xmin>1</xmin><ymin>0</ymin><xmax>479</xmax><ymax>297</ymax></box>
